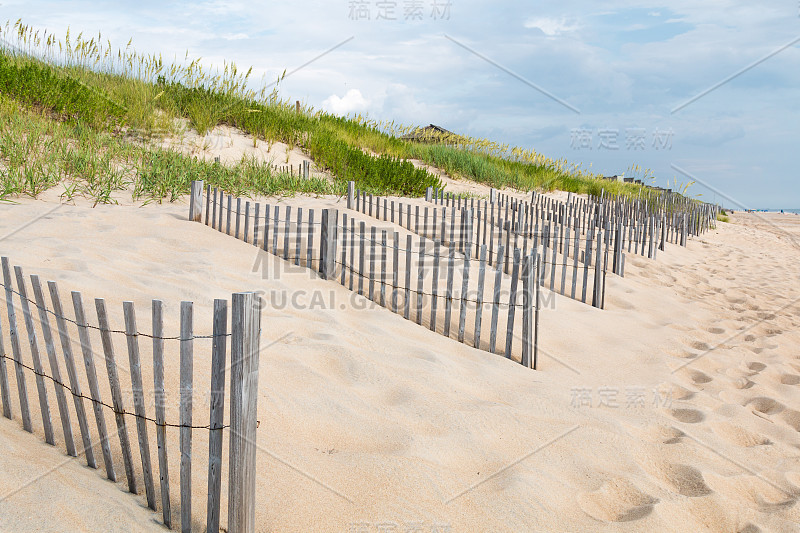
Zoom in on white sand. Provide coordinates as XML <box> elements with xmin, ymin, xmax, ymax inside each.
<box><xmin>1</xmin><ymin>192</ymin><xmax>799</xmax><ymax>533</ymax></box>
<box><xmin>154</xmin><ymin>120</ymin><xmax>328</xmax><ymax>178</ymax></box>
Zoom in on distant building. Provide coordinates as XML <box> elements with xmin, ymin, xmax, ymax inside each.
<box><xmin>400</xmin><ymin>124</ymin><xmax>458</xmax><ymax>143</ymax></box>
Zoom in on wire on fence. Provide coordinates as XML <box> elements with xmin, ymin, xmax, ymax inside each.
<box><xmin>0</xmin><ymin>353</ymin><xmax>228</xmax><ymax>430</ymax></box>
<box><xmin>332</xmin><ymin>259</ymin><xmax>538</xmax><ymax>309</ymax></box>
<box><xmin>0</xmin><ymin>281</ymin><xmax>229</xmax><ymax>340</ymax></box>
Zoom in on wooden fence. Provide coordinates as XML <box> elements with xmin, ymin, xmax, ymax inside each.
<box><xmin>0</xmin><ymin>256</ymin><xmax>261</xmax><ymax>533</ymax></box>
<box><xmin>195</xmin><ymin>182</ymin><xmax>608</xmax><ymax>369</ymax></box>
<box><xmin>345</xmin><ymin>185</ymin><xmax>612</xmax><ymax>308</ymax></box>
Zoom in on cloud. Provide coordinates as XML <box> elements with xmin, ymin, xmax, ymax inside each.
<box><xmin>523</xmin><ymin>17</ymin><xmax>579</xmax><ymax>36</ymax></box>
<box><xmin>322</xmin><ymin>89</ymin><xmax>369</xmax><ymax>116</ymax></box>
<box><xmin>220</xmin><ymin>32</ymin><xmax>249</xmax><ymax>41</ymax></box>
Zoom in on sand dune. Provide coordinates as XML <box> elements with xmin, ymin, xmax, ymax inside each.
<box><xmin>1</xmin><ymin>194</ymin><xmax>799</xmax><ymax>532</ymax></box>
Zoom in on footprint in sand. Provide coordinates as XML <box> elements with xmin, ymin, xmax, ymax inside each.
<box><xmin>577</xmin><ymin>478</ymin><xmax>656</xmax><ymax>522</ymax></box>
<box><xmin>639</xmin><ymin>460</ymin><xmax>711</xmax><ymax>497</ymax></box>
<box><xmin>688</xmin><ymin>370</ymin><xmax>713</xmax><ymax>385</ymax></box>
<box><xmin>667</xmin><ymin>348</ymin><xmax>697</xmax><ymax>359</ymax></box>
<box><xmin>779</xmin><ymin>374</ymin><xmax>800</xmax><ymax>386</ymax></box>
<box><xmin>704</xmin><ymin>472</ymin><xmax>795</xmax><ymax>511</ymax></box>
<box><xmin>677</xmin><ymin>368</ymin><xmax>713</xmax><ymax>387</ymax></box>
<box><xmin>634</xmin><ymin>424</ymin><xmax>685</xmax><ymax>444</ymax></box>
<box><xmin>707</xmin><ymin>327</ymin><xmax>726</xmax><ymax>335</ymax></box>
<box><xmin>744</xmin><ymin>397</ymin><xmax>785</xmax><ymax>416</ymax></box>
<box><xmin>710</xmin><ymin>421</ymin><xmax>770</xmax><ymax>447</ymax></box>
<box><xmin>668</xmin><ymin>408</ymin><xmax>705</xmax><ymax>424</ymax></box>
<box><xmin>670</xmin><ymin>384</ymin><xmax>695</xmax><ymax>401</ymax></box>
<box><xmin>778</xmin><ymin>409</ymin><xmax>800</xmax><ymax>432</ymax></box>
<box><xmin>742</xmin><ymin>361</ymin><xmax>766</xmax><ymax>375</ymax></box>
<box><xmin>684</xmin><ymin>340</ymin><xmax>712</xmax><ymax>351</ymax></box>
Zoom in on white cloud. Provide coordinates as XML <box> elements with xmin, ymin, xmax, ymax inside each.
<box><xmin>322</xmin><ymin>89</ymin><xmax>370</xmax><ymax>116</ymax></box>
<box><xmin>220</xmin><ymin>32</ymin><xmax>249</xmax><ymax>40</ymax></box>
<box><xmin>523</xmin><ymin>17</ymin><xmax>579</xmax><ymax>36</ymax></box>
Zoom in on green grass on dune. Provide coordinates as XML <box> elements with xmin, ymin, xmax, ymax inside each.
<box><xmin>0</xmin><ymin>93</ymin><xmax>336</xmax><ymax>204</ymax></box>
<box><xmin>0</xmin><ymin>21</ymin><xmax>698</xmax><ymax>206</ymax></box>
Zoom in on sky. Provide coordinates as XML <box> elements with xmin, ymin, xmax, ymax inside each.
<box><xmin>2</xmin><ymin>0</ymin><xmax>799</xmax><ymax>209</ymax></box>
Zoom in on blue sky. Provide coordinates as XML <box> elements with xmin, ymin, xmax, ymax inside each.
<box><xmin>3</xmin><ymin>0</ymin><xmax>799</xmax><ymax>208</ymax></box>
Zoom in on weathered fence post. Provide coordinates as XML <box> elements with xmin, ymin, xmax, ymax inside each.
<box><xmin>521</xmin><ymin>255</ymin><xmax>533</xmax><ymax>369</ymax></box>
<box><xmin>533</xmin><ymin>254</ymin><xmax>540</xmax><ymax>370</ymax></box>
<box><xmin>207</xmin><ymin>299</ymin><xmax>228</xmax><ymax>533</ymax></box>
<box><xmin>425</xmin><ymin>187</ymin><xmax>433</xmax><ymax>202</ymax></box>
<box><xmin>320</xmin><ymin>209</ymin><xmax>338</xmax><ymax>280</ymax></box>
<box><xmin>189</xmin><ymin>180</ymin><xmax>204</xmax><ymax>222</ymax></box>
<box><xmin>180</xmin><ymin>301</ymin><xmax>193</xmax><ymax>533</ymax></box>
<box><xmin>347</xmin><ymin>181</ymin><xmax>355</xmax><ymax>210</ymax></box>
<box><xmin>228</xmin><ymin>292</ymin><xmax>261</xmax><ymax>533</ymax></box>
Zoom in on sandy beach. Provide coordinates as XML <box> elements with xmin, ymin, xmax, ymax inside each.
<box><xmin>1</xmin><ymin>190</ymin><xmax>799</xmax><ymax>532</ymax></box>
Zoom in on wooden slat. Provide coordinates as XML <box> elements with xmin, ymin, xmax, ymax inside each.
<box><xmin>180</xmin><ymin>301</ymin><xmax>193</xmax><ymax>533</ymax></box>
<box><xmin>205</xmin><ymin>185</ymin><xmax>211</xmax><ymax>225</ymax></box>
<box><xmin>404</xmin><ymin>235</ymin><xmax>412</xmax><ymax>320</ymax></box>
<box><xmin>349</xmin><ymin>217</ymin><xmax>356</xmax><ymax>291</ymax></box>
<box><xmin>369</xmin><ymin>227</ymin><xmax>377</xmax><ymax>302</ymax></box>
<box><xmin>47</xmin><ymin>282</ymin><xmax>94</xmax><ymax>466</ymax></box>
<box><xmin>151</xmin><ymin>300</ymin><xmax>172</xmax><ymax>528</ymax></box>
<box><xmin>235</xmin><ymin>198</ymin><xmax>242</xmax><ymax>239</ymax></box>
<box><xmin>391</xmin><ymin>231</ymin><xmax>400</xmax><ymax>313</ymax></box>
<box><xmin>489</xmin><ymin>245</ymin><xmax>505</xmax><ymax>354</ymax></box>
<box><xmin>206</xmin><ymin>299</ymin><xmax>228</xmax><ymax>533</ymax></box>
<box><xmin>560</xmin><ymin>222</ymin><xmax>569</xmax><ymax>294</ymax></box>
<box><xmin>380</xmin><ymin>230</ymin><xmax>387</xmax><ymax>306</ymax></box>
<box><xmin>30</xmin><ymin>275</ymin><xmax>75</xmax><ymax>455</ymax></box>
<box><xmin>71</xmin><ymin>291</ymin><xmax>115</xmax><ymax>480</ymax></box>
<box><xmin>122</xmin><ymin>301</ymin><xmax>157</xmax><ymax>510</ymax></box>
<box><xmin>218</xmin><ymin>190</ymin><xmax>225</xmax><ymax>231</ymax></box>
<box><xmin>13</xmin><ymin>266</ymin><xmax>55</xmax><ymax>444</ymax></box>
<box><xmin>457</xmin><ymin>239</ymin><xmax>471</xmax><ymax>344</ymax></box>
<box><xmin>253</xmin><ymin>203</ymin><xmax>260</xmax><ymax>248</ymax></box>
<box><xmin>571</xmin><ymin>223</ymin><xmax>580</xmax><ymax>299</ymax></box>
<box><xmin>415</xmin><ymin>237</ymin><xmax>425</xmax><ymax>325</ymax></box>
<box><xmin>308</xmin><ymin>209</ymin><xmax>315</xmax><ymax>269</ymax></box>
<box><xmin>550</xmin><ymin>226</ymin><xmax>558</xmax><ymax>292</ymax></box>
<box><xmin>244</xmin><ymin>201</ymin><xmax>250</xmax><ymax>244</ymax></box>
<box><xmin>262</xmin><ymin>204</ymin><xmax>271</xmax><ymax>252</ymax></box>
<box><xmin>340</xmin><ymin>214</ymin><xmax>348</xmax><ymax>285</ymax></box>
<box><xmin>442</xmin><ymin>245</ymin><xmax>456</xmax><ymax>337</ymax></box>
<box><xmin>226</xmin><ymin>195</ymin><xmax>232</xmax><ymax>235</ymax></box>
<box><xmin>272</xmin><ymin>206</ymin><xmax>279</xmax><ymax>255</ymax></box>
<box><xmin>95</xmin><ymin>298</ymin><xmax>137</xmax><ymax>494</ymax></box>
<box><xmin>0</xmin><ymin>283</ymin><xmax>10</xmax><ymax>418</ymax></box>
<box><xmin>592</xmin><ymin>229</ymin><xmax>603</xmax><ymax>307</ymax></box>
<box><xmin>189</xmin><ymin>180</ymin><xmax>203</xmax><ymax>222</ymax></box>
<box><xmin>505</xmin><ymin>249</ymin><xmax>521</xmax><ymax>359</ymax></box>
<box><xmin>283</xmin><ymin>206</ymin><xmax>291</xmax><ymax>261</ymax></box>
<box><xmin>358</xmin><ymin>222</ymin><xmax>366</xmax><ymax>296</ymax></box>
<box><xmin>1</xmin><ymin>256</ymin><xmax>31</xmax><ymax>431</ymax></box>
<box><xmin>521</xmin><ymin>255</ymin><xmax>533</xmax><ymax>368</ymax></box>
<box><xmin>295</xmin><ymin>207</ymin><xmax>303</xmax><ymax>266</ymax></box>
<box><xmin>430</xmin><ymin>242</ymin><xmax>440</xmax><ymax>332</ymax></box>
<box><xmin>473</xmin><ymin>246</ymin><xmax>487</xmax><ymax>350</ymax></box>
<box><xmin>582</xmin><ymin>226</ymin><xmax>593</xmax><ymax>303</ymax></box>
<box><xmin>212</xmin><ymin>188</ymin><xmax>218</xmax><ymax>230</ymax></box>
<box><xmin>228</xmin><ymin>293</ymin><xmax>261</xmax><ymax>533</ymax></box>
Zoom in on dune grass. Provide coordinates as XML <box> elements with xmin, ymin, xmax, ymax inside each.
<box><xmin>0</xmin><ymin>19</ymin><xmax>699</xmax><ymax>206</ymax></box>
<box><xmin>0</xmin><ymin>93</ymin><xmax>336</xmax><ymax>204</ymax></box>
